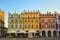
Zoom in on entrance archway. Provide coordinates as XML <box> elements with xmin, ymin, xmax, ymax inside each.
<box><xmin>48</xmin><ymin>31</ymin><xmax>51</xmax><ymax>37</ymax></box>
<box><xmin>42</xmin><ymin>31</ymin><xmax>46</xmax><ymax>37</ymax></box>
<box><xmin>53</xmin><ymin>31</ymin><xmax>57</xmax><ymax>37</ymax></box>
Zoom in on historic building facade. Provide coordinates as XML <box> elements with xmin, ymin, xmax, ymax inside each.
<box><xmin>8</xmin><ymin>12</ymin><xmax>23</xmax><ymax>37</ymax></box>
<box><xmin>8</xmin><ymin>10</ymin><xmax>60</xmax><ymax>38</ymax></box>
<box><xmin>22</xmin><ymin>11</ymin><xmax>40</xmax><ymax>38</ymax></box>
<box><xmin>39</xmin><ymin>12</ymin><xmax>57</xmax><ymax>37</ymax></box>
<box><xmin>0</xmin><ymin>9</ymin><xmax>5</xmax><ymax>37</ymax></box>
<box><xmin>56</xmin><ymin>14</ymin><xmax>60</xmax><ymax>37</ymax></box>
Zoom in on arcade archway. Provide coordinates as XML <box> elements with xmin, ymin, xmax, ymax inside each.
<box><xmin>53</xmin><ymin>31</ymin><xmax>57</xmax><ymax>37</ymax></box>
<box><xmin>42</xmin><ymin>31</ymin><xmax>46</xmax><ymax>37</ymax></box>
<box><xmin>48</xmin><ymin>31</ymin><xmax>51</xmax><ymax>37</ymax></box>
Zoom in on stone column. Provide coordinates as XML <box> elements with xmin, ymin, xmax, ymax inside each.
<box><xmin>40</xmin><ymin>31</ymin><xmax>42</xmax><ymax>37</ymax></box>
<box><xmin>28</xmin><ymin>33</ymin><xmax>33</xmax><ymax>38</ymax></box>
<box><xmin>57</xmin><ymin>31</ymin><xmax>59</xmax><ymax>37</ymax></box>
<box><xmin>46</xmin><ymin>31</ymin><xmax>48</xmax><ymax>37</ymax></box>
<box><xmin>51</xmin><ymin>31</ymin><xmax>53</xmax><ymax>37</ymax></box>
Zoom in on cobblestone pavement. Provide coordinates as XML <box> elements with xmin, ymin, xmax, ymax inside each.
<box><xmin>0</xmin><ymin>37</ymin><xmax>60</xmax><ymax>40</ymax></box>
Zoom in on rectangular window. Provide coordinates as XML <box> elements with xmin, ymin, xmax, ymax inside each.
<box><xmin>58</xmin><ymin>25</ymin><xmax>60</xmax><ymax>28</ymax></box>
<box><xmin>28</xmin><ymin>24</ymin><xmax>30</xmax><ymax>28</ymax></box>
<box><xmin>52</xmin><ymin>24</ymin><xmax>55</xmax><ymax>28</ymax></box>
<box><xmin>28</xmin><ymin>19</ymin><xmax>30</xmax><ymax>22</ymax></box>
<box><xmin>20</xmin><ymin>20</ymin><xmax>21</xmax><ymax>22</ymax></box>
<box><xmin>12</xmin><ymin>25</ymin><xmax>14</xmax><ymax>28</ymax></box>
<box><xmin>11</xmin><ymin>20</ymin><xmax>13</xmax><ymax>22</ymax></box>
<box><xmin>20</xmin><ymin>25</ymin><xmax>22</xmax><ymax>28</ymax></box>
<box><xmin>32</xmin><ymin>19</ymin><xmax>34</xmax><ymax>22</ymax></box>
<box><xmin>11</xmin><ymin>15</ymin><xmax>13</xmax><ymax>18</ymax></box>
<box><xmin>42</xmin><ymin>19</ymin><xmax>45</xmax><ymax>23</ymax></box>
<box><xmin>48</xmin><ymin>24</ymin><xmax>50</xmax><ymax>28</ymax></box>
<box><xmin>59</xmin><ymin>19</ymin><xmax>60</xmax><ymax>22</ymax></box>
<box><xmin>28</xmin><ymin>17</ymin><xmax>30</xmax><ymax>19</ymax></box>
<box><xmin>25</xmin><ymin>25</ymin><xmax>27</xmax><ymax>28</ymax></box>
<box><xmin>36</xmin><ymin>19</ymin><xmax>38</xmax><ymax>22</ymax></box>
<box><xmin>15</xmin><ymin>24</ymin><xmax>17</xmax><ymax>28</ymax></box>
<box><xmin>16</xmin><ymin>20</ymin><xmax>18</xmax><ymax>22</ymax></box>
<box><xmin>32</xmin><ymin>24</ymin><xmax>33</xmax><ymax>28</ymax></box>
<box><xmin>52</xmin><ymin>19</ymin><xmax>55</xmax><ymax>23</ymax></box>
<box><xmin>25</xmin><ymin>19</ymin><xmax>27</xmax><ymax>22</ymax></box>
<box><xmin>33</xmin><ymin>17</ymin><xmax>35</xmax><ymax>19</ymax></box>
<box><xmin>42</xmin><ymin>24</ymin><xmax>45</xmax><ymax>28</ymax></box>
<box><xmin>36</xmin><ymin>24</ymin><xmax>38</xmax><ymax>28</ymax></box>
<box><xmin>48</xmin><ymin>19</ymin><xmax>50</xmax><ymax>23</ymax></box>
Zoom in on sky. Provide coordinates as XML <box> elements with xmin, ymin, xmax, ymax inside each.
<box><xmin>0</xmin><ymin>0</ymin><xmax>60</xmax><ymax>27</ymax></box>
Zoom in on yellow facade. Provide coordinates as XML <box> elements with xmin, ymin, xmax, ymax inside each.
<box><xmin>23</xmin><ymin>11</ymin><xmax>40</xmax><ymax>31</ymax></box>
<box><xmin>0</xmin><ymin>9</ymin><xmax>5</xmax><ymax>21</ymax></box>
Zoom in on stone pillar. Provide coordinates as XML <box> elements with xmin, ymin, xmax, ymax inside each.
<box><xmin>28</xmin><ymin>33</ymin><xmax>33</xmax><ymax>38</ymax></box>
<box><xmin>40</xmin><ymin>31</ymin><xmax>42</xmax><ymax>37</ymax></box>
<box><xmin>46</xmin><ymin>31</ymin><xmax>48</xmax><ymax>37</ymax></box>
<box><xmin>57</xmin><ymin>31</ymin><xmax>59</xmax><ymax>37</ymax></box>
<box><xmin>51</xmin><ymin>31</ymin><xmax>53</xmax><ymax>37</ymax></box>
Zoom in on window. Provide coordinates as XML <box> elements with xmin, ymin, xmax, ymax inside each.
<box><xmin>52</xmin><ymin>19</ymin><xmax>55</xmax><ymax>23</ymax></box>
<box><xmin>52</xmin><ymin>24</ymin><xmax>55</xmax><ymax>28</ymax></box>
<box><xmin>32</xmin><ymin>24</ymin><xmax>33</xmax><ymax>28</ymax></box>
<box><xmin>25</xmin><ymin>19</ymin><xmax>27</xmax><ymax>22</ymax></box>
<box><xmin>11</xmin><ymin>20</ymin><xmax>13</xmax><ymax>22</ymax></box>
<box><xmin>12</xmin><ymin>25</ymin><xmax>14</xmax><ymax>28</ymax></box>
<box><xmin>42</xmin><ymin>24</ymin><xmax>45</xmax><ymax>28</ymax></box>
<box><xmin>28</xmin><ymin>24</ymin><xmax>30</xmax><ymax>28</ymax></box>
<box><xmin>28</xmin><ymin>17</ymin><xmax>30</xmax><ymax>19</ymax></box>
<box><xmin>48</xmin><ymin>24</ymin><xmax>50</xmax><ymax>28</ymax></box>
<box><xmin>36</xmin><ymin>19</ymin><xmax>38</xmax><ymax>22</ymax></box>
<box><xmin>58</xmin><ymin>19</ymin><xmax>60</xmax><ymax>22</ymax></box>
<box><xmin>11</xmin><ymin>15</ymin><xmax>13</xmax><ymax>18</ymax></box>
<box><xmin>15</xmin><ymin>24</ymin><xmax>17</xmax><ymax>28</ymax></box>
<box><xmin>20</xmin><ymin>20</ymin><xmax>21</xmax><ymax>22</ymax></box>
<box><xmin>28</xmin><ymin>19</ymin><xmax>30</xmax><ymax>22</ymax></box>
<box><xmin>36</xmin><ymin>24</ymin><xmax>38</xmax><ymax>28</ymax></box>
<box><xmin>16</xmin><ymin>20</ymin><xmax>18</xmax><ymax>22</ymax></box>
<box><xmin>32</xmin><ymin>19</ymin><xmax>34</xmax><ymax>22</ymax></box>
<box><xmin>18</xmin><ymin>15</ymin><xmax>20</xmax><ymax>18</ymax></box>
<box><xmin>47</xmin><ymin>19</ymin><xmax>50</xmax><ymax>23</ymax></box>
<box><xmin>25</xmin><ymin>25</ymin><xmax>27</xmax><ymax>28</ymax></box>
<box><xmin>58</xmin><ymin>24</ymin><xmax>60</xmax><ymax>29</ymax></box>
<box><xmin>33</xmin><ymin>17</ymin><xmax>35</xmax><ymax>19</ymax></box>
<box><xmin>42</xmin><ymin>19</ymin><xmax>45</xmax><ymax>23</ymax></box>
<box><xmin>20</xmin><ymin>25</ymin><xmax>22</xmax><ymax>28</ymax></box>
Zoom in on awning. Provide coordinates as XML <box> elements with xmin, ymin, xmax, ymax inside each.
<box><xmin>7</xmin><ymin>30</ymin><xmax>16</xmax><ymax>33</ymax></box>
<box><xmin>16</xmin><ymin>30</ymin><xmax>27</xmax><ymax>33</ymax></box>
<box><xmin>28</xmin><ymin>30</ymin><xmax>37</xmax><ymax>33</ymax></box>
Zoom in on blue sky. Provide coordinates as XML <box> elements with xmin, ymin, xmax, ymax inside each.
<box><xmin>0</xmin><ymin>0</ymin><xmax>60</xmax><ymax>27</ymax></box>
